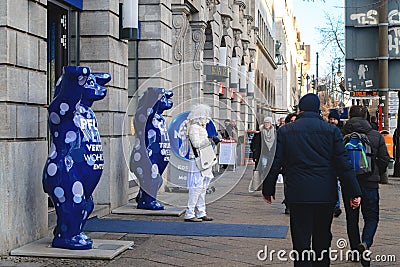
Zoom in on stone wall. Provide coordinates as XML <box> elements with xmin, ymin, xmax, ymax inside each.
<box><xmin>0</xmin><ymin>0</ymin><xmax>48</xmax><ymax>255</ymax></box>
<box><xmin>81</xmin><ymin>1</ymin><xmax>129</xmax><ymax>210</ymax></box>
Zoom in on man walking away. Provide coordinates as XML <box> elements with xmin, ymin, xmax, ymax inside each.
<box><xmin>341</xmin><ymin>105</ymin><xmax>389</xmax><ymax>267</ymax></box>
<box><xmin>263</xmin><ymin>93</ymin><xmax>362</xmax><ymax>267</ymax></box>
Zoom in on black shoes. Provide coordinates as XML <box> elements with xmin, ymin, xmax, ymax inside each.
<box><xmin>184</xmin><ymin>217</ymin><xmax>202</xmax><ymax>222</ymax></box>
<box><xmin>284</xmin><ymin>207</ymin><xmax>290</xmax><ymax>214</ymax></box>
<box><xmin>282</xmin><ymin>200</ymin><xmax>290</xmax><ymax>214</ymax></box>
<box><xmin>333</xmin><ymin>207</ymin><xmax>342</xmax><ymax>217</ymax></box>
<box><xmin>184</xmin><ymin>216</ymin><xmax>214</xmax><ymax>222</ymax></box>
<box><xmin>199</xmin><ymin>216</ymin><xmax>214</xmax><ymax>221</ymax></box>
<box><xmin>357</xmin><ymin>242</ymin><xmax>370</xmax><ymax>267</ymax></box>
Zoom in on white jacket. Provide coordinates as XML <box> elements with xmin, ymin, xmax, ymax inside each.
<box><xmin>188</xmin><ymin>123</ymin><xmax>214</xmax><ymax>178</ymax></box>
<box><xmin>188</xmin><ymin>123</ymin><xmax>210</xmax><ymax>158</ymax></box>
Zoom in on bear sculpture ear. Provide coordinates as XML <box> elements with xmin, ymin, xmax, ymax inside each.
<box><xmin>63</xmin><ymin>66</ymin><xmax>91</xmax><ymax>77</ymax></box>
<box><xmin>92</xmin><ymin>73</ymin><xmax>112</xmax><ymax>86</ymax></box>
<box><xmin>165</xmin><ymin>90</ymin><xmax>174</xmax><ymax>98</ymax></box>
<box><xmin>62</xmin><ymin>66</ymin><xmax>91</xmax><ymax>85</ymax></box>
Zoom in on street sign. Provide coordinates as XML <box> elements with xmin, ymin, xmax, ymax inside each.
<box><xmin>204</xmin><ymin>64</ymin><xmax>229</xmax><ymax>82</ymax></box>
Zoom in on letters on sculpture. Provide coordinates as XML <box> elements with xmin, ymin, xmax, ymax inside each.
<box><xmin>43</xmin><ymin>66</ymin><xmax>111</xmax><ymax>249</ymax></box>
<box><xmin>130</xmin><ymin>87</ymin><xmax>173</xmax><ymax>210</ymax></box>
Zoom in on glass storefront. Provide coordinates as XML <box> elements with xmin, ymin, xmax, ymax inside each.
<box><xmin>47</xmin><ymin>1</ymin><xmax>80</xmax><ymax>103</ymax></box>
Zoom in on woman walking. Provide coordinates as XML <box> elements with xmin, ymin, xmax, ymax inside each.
<box><xmin>249</xmin><ymin>117</ymin><xmax>276</xmax><ymax>192</ymax></box>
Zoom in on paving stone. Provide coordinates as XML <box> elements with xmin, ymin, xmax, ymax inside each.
<box><xmin>2</xmin><ymin>167</ymin><xmax>399</xmax><ymax>266</ymax></box>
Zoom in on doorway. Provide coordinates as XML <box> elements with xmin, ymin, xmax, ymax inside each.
<box><xmin>47</xmin><ymin>1</ymin><xmax>80</xmax><ymax>102</ymax></box>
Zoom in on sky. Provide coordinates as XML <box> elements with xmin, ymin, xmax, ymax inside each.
<box><xmin>292</xmin><ymin>0</ymin><xmax>344</xmax><ymax>76</ymax></box>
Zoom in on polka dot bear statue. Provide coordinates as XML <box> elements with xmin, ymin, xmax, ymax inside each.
<box><xmin>130</xmin><ymin>87</ymin><xmax>173</xmax><ymax>210</ymax></box>
<box><xmin>43</xmin><ymin>66</ymin><xmax>111</xmax><ymax>250</ymax></box>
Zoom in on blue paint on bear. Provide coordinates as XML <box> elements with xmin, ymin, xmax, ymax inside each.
<box><xmin>43</xmin><ymin>66</ymin><xmax>111</xmax><ymax>250</ymax></box>
<box><xmin>130</xmin><ymin>88</ymin><xmax>173</xmax><ymax>210</ymax></box>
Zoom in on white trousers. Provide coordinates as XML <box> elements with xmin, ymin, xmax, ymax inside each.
<box><xmin>184</xmin><ymin>177</ymin><xmax>210</xmax><ymax>219</ymax></box>
<box><xmin>184</xmin><ymin>160</ymin><xmax>212</xmax><ymax>219</ymax></box>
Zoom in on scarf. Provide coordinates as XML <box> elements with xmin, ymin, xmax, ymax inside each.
<box><xmin>262</xmin><ymin>126</ymin><xmax>275</xmax><ymax>150</ymax></box>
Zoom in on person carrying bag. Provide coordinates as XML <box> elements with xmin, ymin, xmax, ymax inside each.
<box><xmin>183</xmin><ymin>104</ymin><xmax>216</xmax><ymax>222</ymax></box>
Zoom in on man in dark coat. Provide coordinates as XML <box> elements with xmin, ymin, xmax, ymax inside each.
<box><xmin>328</xmin><ymin>109</ymin><xmax>343</xmax><ymax>218</ymax></box>
<box><xmin>369</xmin><ymin>115</ymin><xmax>379</xmax><ymax>131</ymax></box>
<box><xmin>250</xmin><ymin>130</ymin><xmax>261</xmax><ymax>168</ymax></box>
<box><xmin>262</xmin><ymin>93</ymin><xmax>362</xmax><ymax>267</ymax></box>
<box><xmin>341</xmin><ymin>105</ymin><xmax>389</xmax><ymax>266</ymax></box>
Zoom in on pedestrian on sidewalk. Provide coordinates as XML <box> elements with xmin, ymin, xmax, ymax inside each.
<box><xmin>280</xmin><ymin>112</ymin><xmax>297</xmax><ymax>215</ymax></box>
<box><xmin>341</xmin><ymin>105</ymin><xmax>390</xmax><ymax>266</ymax></box>
<box><xmin>328</xmin><ymin>110</ymin><xmax>343</xmax><ymax>218</ymax></box>
<box><xmin>249</xmin><ymin>116</ymin><xmax>276</xmax><ymax>192</ymax></box>
<box><xmin>224</xmin><ymin>119</ymin><xmax>238</xmax><ymax>141</ymax></box>
<box><xmin>262</xmin><ymin>93</ymin><xmax>362</xmax><ymax>267</ymax></box>
<box><xmin>183</xmin><ymin>104</ymin><xmax>215</xmax><ymax>223</ymax></box>
<box><xmin>277</xmin><ymin>117</ymin><xmax>286</xmax><ymax>129</ymax></box>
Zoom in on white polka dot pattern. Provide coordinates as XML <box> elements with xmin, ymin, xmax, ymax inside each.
<box><xmin>49</xmin><ymin>143</ymin><xmax>57</xmax><ymax>159</ymax></box>
<box><xmin>72</xmin><ymin>181</ymin><xmax>84</xmax><ymax>204</ymax></box>
<box><xmin>134</xmin><ymin>152</ymin><xmax>141</xmax><ymax>161</ymax></box>
<box><xmin>65</xmin><ymin>131</ymin><xmax>77</xmax><ymax>143</ymax></box>
<box><xmin>50</xmin><ymin>112</ymin><xmax>61</xmax><ymax>124</ymax></box>
<box><xmin>47</xmin><ymin>163</ymin><xmax>57</xmax><ymax>176</ymax></box>
<box><xmin>54</xmin><ymin>187</ymin><xmax>64</xmax><ymax>198</ymax></box>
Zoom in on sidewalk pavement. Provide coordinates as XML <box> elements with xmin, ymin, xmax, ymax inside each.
<box><xmin>2</xmin><ymin>167</ymin><xmax>400</xmax><ymax>266</ymax></box>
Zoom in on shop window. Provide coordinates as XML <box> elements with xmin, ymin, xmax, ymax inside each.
<box><xmin>47</xmin><ymin>1</ymin><xmax>80</xmax><ymax>103</ymax></box>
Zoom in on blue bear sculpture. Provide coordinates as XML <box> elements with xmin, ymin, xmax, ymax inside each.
<box><xmin>43</xmin><ymin>66</ymin><xmax>111</xmax><ymax>250</ymax></box>
<box><xmin>130</xmin><ymin>87</ymin><xmax>173</xmax><ymax>210</ymax></box>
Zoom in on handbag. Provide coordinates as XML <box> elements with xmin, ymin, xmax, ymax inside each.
<box><xmin>248</xmin><ymin>170</ymin><xmax>262</xmax><ymax>192</ymax></box>
<box><xmin>196</xmin><ymin>143</ymin><xmax>218</xmax><ymax>170</ymax></box>
<box><xmin>191</xmin><ymin>141</ymin><xmax>217</xmax><ymax>171</ymax></box>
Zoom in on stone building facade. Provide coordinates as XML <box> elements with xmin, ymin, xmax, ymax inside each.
<box><xmin>0</xmin><ymin>0</ymin><xmax>304</xmax><ymax>254</ymax></box>
<box><xmin>0</xmin><ymin>0</ymin><xmax>129</xmax><ymax>254</ymax></box>
<box><xmin>130</xmin><ymin>0</ymin><xmax>267</xmax><ymax>133</ymax></box>
<box><xmin>274</xmin><ymin>0</ymin><xmax>301</xmax><ymax>114</ymax></box>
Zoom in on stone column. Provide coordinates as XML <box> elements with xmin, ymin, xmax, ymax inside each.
<box><xmin>0</xmin><ymin>0</ymin><xmax>48</xmax><ymax>254</ymax></box>
<box><xmin>137</xmin><ymin>0</ymin><xmax>172</xmax><ymax>94</ymax></box>
<box><xmin>80</xmin><ymin>1</ymin><xmax>129</xmax><ymax>209</ymax></box>
<box><xmin>190</xmin><ymin>21</ymin><xmax>207</xmax><ymax>100</ymax></box>
<box><xmin>171</xmin><ymin>5</ymin><xmax>190</xmax><ymax>113</ymax></box>
<box><xmin>219</xmin><ymin>15</ymin><xmax>233</xmax><ymax>126</ymax></box>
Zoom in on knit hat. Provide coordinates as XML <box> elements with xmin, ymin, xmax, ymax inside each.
<box><xmin>328</xmin><ymin>110</ymin><xmax>340</xmax><ymax>120</ymax></box>
<box><xmin>264</xmin><ymin>117</ymin><xmax>273</xmax><ymax>123</ymax></box>
<box><xmin>298</xmin><ymin>93</ymin><xmax>320</xmax><ymax>112</ymax></box>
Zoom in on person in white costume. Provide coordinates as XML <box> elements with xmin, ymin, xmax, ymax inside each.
<box><xmin>184</xmin><ymin>104</ymin><xmax>215</xmax><ymax>222</ymax></box>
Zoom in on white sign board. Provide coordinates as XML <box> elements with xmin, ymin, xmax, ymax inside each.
<box><xmin>219</xmin><ymin>141</ymin><xmax>236</xmax><ymax>165</ymax></box>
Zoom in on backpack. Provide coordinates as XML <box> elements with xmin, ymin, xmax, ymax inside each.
<box><xmin>343</xmin><ymin>132</ymin><xmax>373</xmax><ymax>176</ymax></box>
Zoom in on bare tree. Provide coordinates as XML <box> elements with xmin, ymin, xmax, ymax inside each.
<box><xmin>317</xmin><ymin>12</ymin><xmax>345</xmax><ymax>57</ymax></box>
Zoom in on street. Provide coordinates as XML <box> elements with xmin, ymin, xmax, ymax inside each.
<box><xmin>2</xmin><ymin>167</ymin><xmax>399</xmax><ymax>266</ymax></box>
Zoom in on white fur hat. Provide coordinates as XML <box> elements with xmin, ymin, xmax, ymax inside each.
<box><xmin>187</xmin><ymin>104</ymin><xmax>211</xmax><ymax>120</ymax></box>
